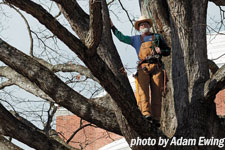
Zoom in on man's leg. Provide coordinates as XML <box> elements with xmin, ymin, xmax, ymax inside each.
<box><xmin>137</xmin><ymin>68</ymin><xmax>151</xmax><ymax>117</ymax></box>
<box><xmin>150</xmin><ymin>69</ymin><xmax>163</xmax><ymax>121</ymax></box>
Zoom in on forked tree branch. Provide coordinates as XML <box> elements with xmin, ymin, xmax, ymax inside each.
<box><xmin>0</xmin><ymin>103</ymin><xmax>75</xmax><ymax>150</ymax></box>
<box><xmin>44</xmin><ymin>102</ymin><xmax>58</xmax><ymax>133</ymax></box>
<box><xmin>0</xmin><ymin>38</ymin><xmax>121</xmax><ymax>135</ymax></box>
<box><xmin>52</xmin><ymin>0</ymin><xmax>89</xmax><ymax>40</ymax></box>
<box><xmin>0</xmin><ymin>80</ymin><xmax>14</xmax><ymax>90</ymax></box>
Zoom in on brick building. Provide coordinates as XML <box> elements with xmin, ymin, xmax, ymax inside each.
<box><xmin>56</xmin><ymin>109</ymin><xmax>123</xmax><ymax>150</ymax></box>
<box><xmin>215</xmin><ymin>89</ymin><xmax>225</xmax><ymax>118</ymax></box>
<box><xmin>208</xmin><ymin>32</ymin><xmax>225</xmax><ymax>118</ymax></box>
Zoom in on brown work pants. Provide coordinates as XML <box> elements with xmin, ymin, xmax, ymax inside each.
<box><xmin>137</xmin><ymin>63</ymin><xmax>163</xmax><ymax>121</ymax></box>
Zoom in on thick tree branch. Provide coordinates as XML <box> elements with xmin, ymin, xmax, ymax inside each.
<box><xmin>85</xmin><ymin>0</ymin><xmax>103</xmax><ymax>55</ymax></box>
<box><xmin>0</xmin><ymin>65</ymin><xmax>114</xmax><ymax>131</ymax></box>
<box><xmin>34</xmin><ymin>57</ymin><xmax>99</xmax><ymax>82</ymax></box>
<box><xmin>52</xmin><ymin>0</ymin><xmax>89</xmax><ymax>40</ymax></box>
<box><xmin>208</xmin><ymin>59</ymin><xmax>219</xmax><ymax>75</ymax></box>
<box><xmin>0</xmin><ymin>38</ymin><xmax>121</xmax><ymax>135</ymax></box>
<box><xmin>209</xmin><ymin>0</ymin><xmax>225</xmax><ymax>6</ymax></box>
<box><xmin>204</xmin><ymin>64</ymin><xmax>225</xmax><ymax>100</ymax></box>
<box><xmin>0</xmin><ymin>80</ymin><xmax>14</xmax><ymax>90</ymax></box>
<box><xmin>5</xmin><ymin>0</ymin><xmax>88</xmax><ymax>60</ymax></box>
<box><xmin>0</xmin><ymin>135</ymin><xmax>23</xmax><ymax>150</ymax></box>
<box><xmin>0</xmin><ymin>58</ymin><xmax>98</xmax><ymax>95</ymax></box>
<box><xmin>53</xmin><ymin>0</ymin><xmax>128</xmax><ymax>81</ymax></box>
<box><xmin>0</xmin><ymin>103</ymin><xmax>75</xmax><ymax>150</ymax></box>
<box><xmin>0</xmin><ymin>63</ymin><xmax>98</xmax><ymax>102</ymax></box>
<box><xmin>53</xmin><ymin>0</ymin><xmax>133</xmax><ymax>92</ymax></box>
<box><xmin>0</xmin><ymin>66</ymin><xmax>54</xmax><ymax>102</ymax></box>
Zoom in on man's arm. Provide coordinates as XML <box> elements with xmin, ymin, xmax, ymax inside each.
<box><xmin>111</xmin><ymin>23</ymin><xmax>132</xmax><ymax>45</ymax></box>
<box><xmin>155</xmin><ymin>34</ymin><xmax>170</xmax><ymax>56</ymax></box>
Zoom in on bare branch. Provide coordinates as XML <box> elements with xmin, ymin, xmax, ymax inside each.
<box><xmin>0</xmin><ymin>80</ymin><xmax>14</xmax><ymax>90</ymax></box>
<box><xmin>208</xmin><ymin>59</ymin><xmax>219</xmax><ymax>75</ymax></box>
<box><xmin>5</xmin><ymin>0</ymin><xmax>88</xmax><ymax>60</ymax></box>
<box><xmin>54</xmin><ymin>10</ymin><xmax>61</xmax><ymax>19</ymax></box>
<box><xmin>44</xmin><ymin>102</ymin><xmax>58</xmax><ymax>133</ymax></box>
<box><xmin>211</xmin><ymin>52</ymin><xmax>225</xmax><ymax>61</ymax></box>
<box><xmin>0</xmin><ymin>67</ymin><xmax>54</xmax><ymax>102</ymax></box>
<box><xmin>209</xmin><ymin>0</ymin><xmax>225</xmax><ymax>6</ymax></box>
<box><xmin>85</xmin><ymin>0</ymin><xmax>102</xmax><ymax>55</ymax></box>
<box><xmin>207</xmin><ymin>25</ymin><xmax>225</xmax><ymax>35</ymax></box>
<box><xmin>0</xmin><ymin>38</ymin><xmax>121</xmax><ymax>135</ymax></box>
<box><xmin>4</xmin><ymin>3</ymin><xmax>34</xmax><ymax>56</ymax></box>
<box><xmin>0</xmin><ymin>103</ymin><xmax>75</xmax><ymax>150</ymax></box>
<box><xmin>107</xmin><ymin>0</ymin><xmax>115</xmax><ymax>5</ymax></box>
<box><xmin>66</xmin><ymin>123</ymin><xmax>92</xmax><ymax>144</ymax></box>
<box><xmin>34</xmin><ymin>57</ymin><xmax>99</xmax><ymax>82</ymax></box>
<box><xmin>204</xmin><ymin>64</ymin><xmax>225</xmax><ymax>100</ymax></box>
<box><xmin>118</xmin><ymin>0</ymin><xmax>134</xmax><ymax>28</ymax></box>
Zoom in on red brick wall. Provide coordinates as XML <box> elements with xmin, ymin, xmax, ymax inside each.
<box><xmin>56</xmin><ymin>114</ymin><xmax>121</xmax><ymax>150</ymax></box>
<box><xmin>215</xmin><ymin>89</ymin><xmax>225</xmax><ymax>117</ymax></box>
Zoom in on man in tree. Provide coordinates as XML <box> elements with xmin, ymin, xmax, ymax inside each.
<box><xmin>111</xmin><ymin>16</ymin><xmax>170</xmax><ymax>128</ymax></box>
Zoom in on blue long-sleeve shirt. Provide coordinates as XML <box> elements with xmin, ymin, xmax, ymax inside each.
<box><xmin>111</xmin><ymin>26</ymin><xmax>170</xmax><ymax>58</ymax></box>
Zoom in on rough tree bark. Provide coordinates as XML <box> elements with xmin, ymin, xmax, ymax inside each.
<box><xmin>140</xmin><ymin>0</ymin><xmax>225</xmax><ymax>149</ymax></box>
<box><xmin>0</xmin><ymin>0</ymin><xmax>224</xmax><ymax>150</ymax></box>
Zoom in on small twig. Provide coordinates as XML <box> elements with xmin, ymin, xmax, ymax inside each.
<box><xmin>54</xmin><ymin>11</ymin><xmax>61</xmax><ymax>19</ymax></box>
<box><xmin>107</xmin><ymin>0</ymin><xmax>115</xmax><ymax>5</ymax></box>
<box><xmin>211</xmin><ymin>52</ymin><xmax>225</xmax><ymax>61</ymax></box>
<box><xmin>6</xmin><ymin>3</ymin><xmax>34</xmax><ymax>56</ymax></box>
<box><xmin>44</xmin><ymin>102</ymin><xmax>58</xmax><ymax>133</ymax></box>
<box><xmin>0</xmin><ymin>98</ymin><xmax>17</xmax><ymax>113</ymax></box>
<box><xmin>207</xmin><ymin>25</ymin><xmax>225</xmax><ymax>35</ymax></box>
<box><xmin>118</xmin><ymin>0</ymin><xmax>134</xmax><ymax>28</ymax></box>
<box><xmin>66</xmin><ymin>123</ymin><xmax>92</xmax><ymax>144</ymax></box>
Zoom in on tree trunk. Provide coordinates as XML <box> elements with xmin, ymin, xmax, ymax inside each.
<box><xmin>140</xmin><ymin>0</ymin><xmax>225</xmax><ymax>149</ymax></box>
